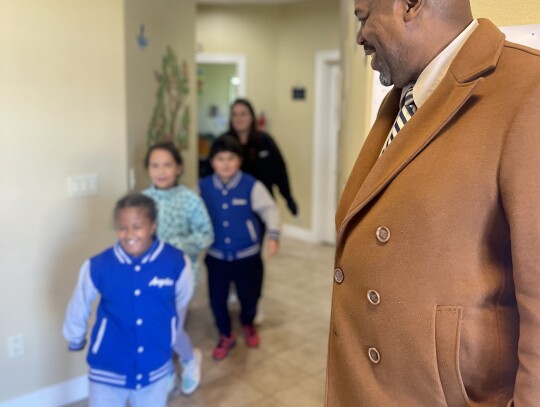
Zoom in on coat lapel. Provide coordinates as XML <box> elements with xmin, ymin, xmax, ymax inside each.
<box><xmin>336</xmin><ymin>19</ymin><xmax>504</xmax><ymax>242</ymax></box>
<box><xmin>335</xmin><ymin>88</ymin><xmax>401</xmax><ymax>228</ymax></box>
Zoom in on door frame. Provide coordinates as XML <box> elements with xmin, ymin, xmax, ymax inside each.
<box><xmin>312</xmin><ymin>49</ymin><xmax>341</xmax><ymax>244</ymax></box>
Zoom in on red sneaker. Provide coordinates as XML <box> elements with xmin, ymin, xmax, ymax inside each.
<box><xmin>212</xmin><ymin>334</ymin><xmax>236</xmax><ymax>360</ymax></box>
<box><xmin>243</xmin><ymin>324</ymin><xmax>260</xmax><ymax>347</ymax></box>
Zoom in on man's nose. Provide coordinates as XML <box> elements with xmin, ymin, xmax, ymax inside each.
<box><xmin>357</xmin><ymin>31</ymin><xmax>365</xmax><ymax>46</ymax></box>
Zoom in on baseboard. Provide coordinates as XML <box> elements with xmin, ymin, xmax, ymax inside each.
<box><xmin>1</xmin><ymin>375</ymin><xmax>87</xmax><ymax>407</ymax></box>
<box><xmin>282</xmin><ymin>223</ymin><xmax>318</xmax><ymax>243</ymax></box>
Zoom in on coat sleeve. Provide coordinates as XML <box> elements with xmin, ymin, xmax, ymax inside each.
<box><xmin>251</xmin><ymin>181</ymin><xmax>281</xmax><ymax>241</ymax></box>
<box><xmin>499</xmin><ymin>81</ymin><xmax>540</xmax><ymax>405</ymax></box>
<box><xmin>175</xmin><ymin>192</ymin><xmax>214</xmax><ymax>258</ymax></box>
<box><xmin>62</xmin><ymin>260</ymin><xmax>98</xmax><ymax>350</ymax></box>
<box><xmin>266</xmin><ymin>135</ymin><xmax>298</xmax><ymax>216</ymax></box>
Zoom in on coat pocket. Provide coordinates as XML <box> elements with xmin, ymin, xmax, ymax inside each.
<box><xmin>91</xmin><ymin>318</ymin><xmax>108</xmax><ymax>355</ymax></box>
<box><xmin>435</xmin><ymin>306</ymin><xmax>469</xmax><ymax>407</ymax></box>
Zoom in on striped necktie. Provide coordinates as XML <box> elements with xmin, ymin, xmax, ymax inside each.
<box><xmin>380</xmin><ymin>84</ymin><xmax>417</xmax><ymax>155</ymax></box>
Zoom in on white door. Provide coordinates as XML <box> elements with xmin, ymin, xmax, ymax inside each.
<box><xmin>321</xmin><ymin>63</ymin><xmax>341</xmax><ymax>244</ymax></box>
<box><xmin>312</xmin><ymin>51</ymin><xmax>341</xmax><ymax>245</ymax></box>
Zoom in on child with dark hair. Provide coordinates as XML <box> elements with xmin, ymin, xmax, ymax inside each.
<box><xmin>63</xmin><ymin>193</ymin><xmax>193</xmax><ymax>407</ymax></box>
<box><xmin>142</xmin><ymin>141</ymin><xmax>213</xmax><ymax>395</ymax></box>
<box><xmin>199</xmin><ymin>135</ymin><xmax>280</xmax><ymax>360</ymax></box>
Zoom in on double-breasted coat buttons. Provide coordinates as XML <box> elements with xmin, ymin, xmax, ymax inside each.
<box><xmin>334</xmin><ymin>268</ymin><xmax>344</xmax><ymax>284</ymax></box>
<box><xmin>368</xmin><ymin>347</ymin><xmax>381</xmax><ymax>364</ymax></box>
<box><xmin>367</xmin><ymin>290</ymin><xmax>381</xmax><ymax>305</ymax></box>
<box><xmin>376</xmin><ymin>226</ymin><xmax>390</xmax><ymax>243</ymax></box>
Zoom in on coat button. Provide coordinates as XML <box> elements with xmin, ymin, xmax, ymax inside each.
<box><xmin>134</xmin><ymin>265</ymin><xmax>141</xmax><ymax>272</ymax></box>
<box><xmin>368</xmin><ymin>347</ymin><xmax>381</xmax><ymax>364</ymax></box>
<box><xmin>367</xmin><ymin>290</ymin><xmax>380</xmax><ymax>305</ymax></box>
<box><xmin>334</xmin><ymin>268</ymin><xmax>344</xmax><ymax>284</ymax></box>
<box><xmin>376</xmin><ymin>226</ymin><xmax>390</xmax><ymax>243</ymax></box>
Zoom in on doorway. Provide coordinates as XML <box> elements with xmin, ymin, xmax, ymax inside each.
<box><xmin>195</xmin><ymin>53</ymin><xmax>246</xmax><ymax>177</ymax></box>
<box><xmin>312</xmin><ymin>50</ymin><xmax>341</xmax><ymax>244</ymax></box>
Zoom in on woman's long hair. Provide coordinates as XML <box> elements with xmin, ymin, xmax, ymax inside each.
<box><xmin>227</xmin><ymin>98</ymin><xmax>258</xmax><ymax>139</ymax></box>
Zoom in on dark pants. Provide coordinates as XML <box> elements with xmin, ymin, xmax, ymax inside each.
<box><xmin>205</xmin><ymin>254</ymin><xmax>264</xmax><ymax>337</ymax></box>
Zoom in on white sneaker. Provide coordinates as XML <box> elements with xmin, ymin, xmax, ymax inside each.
<box><xmin>181</xmin><ymin>348</ymin><xmax>202</xmax><ymax>395</ymax></box>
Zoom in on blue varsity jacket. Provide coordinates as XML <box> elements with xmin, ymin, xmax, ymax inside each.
<box><xmin>199</xmin><ymin>172</ymin><xmax>271</xmax><ymax>261</ymax></box>
<box><xmin>63</xmin><ymin>239</ymin><xmax>193</xmax><ymax>390</ymax></box>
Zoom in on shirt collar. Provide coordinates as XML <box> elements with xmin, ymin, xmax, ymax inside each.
<box><xmin>405</xmin><ymin>19</ymin><xmax>479</xmax><ymax>108</ymax></box>
<box><xmin>212</xmin><ymin>171</ymin><xmax>243</xmax><ymax>191</ymax></box>
<box><xmin>114</xmin><ymin>238</ymin><xmax>164</xmax><ymax>265</ymax></box>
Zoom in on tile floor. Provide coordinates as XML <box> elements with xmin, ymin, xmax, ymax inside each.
<box><xmin>66</xmin><ymin>237</ymin><xmax>334</xmax><ymax>407</ymax></box>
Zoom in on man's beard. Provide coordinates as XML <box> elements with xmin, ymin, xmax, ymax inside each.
<box><xmin>377</xmin><ymin>55</ymin><xmax>393</xmax><ymax>87</ymax></box>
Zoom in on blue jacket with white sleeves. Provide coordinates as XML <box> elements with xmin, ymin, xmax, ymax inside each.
<box><xmin>63</xmin><ymin>239</ymin><xmax>193</xmax><ymax>390</ymax></box>
<box><xmin>199</xmin><ymin>171</ymin><xmax>280</xmax><ymax>261</ymax></box>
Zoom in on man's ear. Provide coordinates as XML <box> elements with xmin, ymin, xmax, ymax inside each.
<box><xmin>404</xmin><ymin>0</ymin><xmax>424</xmax><ymax>22</ymax></box>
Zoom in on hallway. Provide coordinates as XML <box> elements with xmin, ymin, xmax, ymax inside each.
<box><xmin>68</xmin><ymin>237</ymin><xmax>334</xmax><ymax>407</ymax></box>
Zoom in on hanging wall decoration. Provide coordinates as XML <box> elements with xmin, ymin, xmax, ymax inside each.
<box><xmin>137</xmin><ymin>24</ymin><xmax>148</xmax><ymax>49</ymax></box>
<box><xmin>147</xmin><ymin>46</ymin><xmax>190</xmax><ymax>149</ymax></box>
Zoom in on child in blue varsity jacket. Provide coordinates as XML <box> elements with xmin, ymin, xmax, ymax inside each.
<box><xmin>199</xmin><ymin>134</ymin><xmax>280</xmax><ymax>360</ymax></box>
<box><xmin>63</xmin><ymin>193</ymin><xmax>193</xmax><ymax>407</ymax></box>
<box><xmin>142</xmin><ymin>141</ymin><xmax>213</xmax><ymax>395</ymax></box>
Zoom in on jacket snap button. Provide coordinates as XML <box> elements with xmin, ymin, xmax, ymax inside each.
<box><xmin>334</xmin><ymin>268</ymin><xmax>344</xmax><ymax>284</ymax></box>
<box><xmin>367</xmin><ymin>290</ymin><xmax>381</xmax><ymax>305</ymax></box>
<box><xmin>368</xmin><ymin>347</ymin><xmax>381</xmax><ymax>364</ymax></box>
<box><xmin>376</xmin><ymin>226</ymin><xmax>390</xmax><ymax>243</ymax></box>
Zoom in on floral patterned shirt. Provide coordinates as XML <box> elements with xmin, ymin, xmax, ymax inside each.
<box><xmin>143</xmin><ymin>184</ymin><xmax>214</xmax><ymax>285</ymax></box>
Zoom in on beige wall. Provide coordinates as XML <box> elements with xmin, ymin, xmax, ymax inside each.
<box><xmin>338</xmin><ymin>0</ymin><xmax>540</xmax><ymax>192</ymax></box>
<box><xmin>125</xmin><ymin>0</ymin><xmax>197</xmax><ymax>190</ymax></box>
<box><xmin>0</xmin><ymin>0</ymin><xmax>127</xmax><ymax>402</ymax></box>
<box><xmin>197</xmin><ymin>1</ymin><xmax>340</xmax><ymax>229</ymax></box>
<box><xmin>197</xmin><ymin>5</ymin><xmax>281</xmax><ymax>118</ymax></box>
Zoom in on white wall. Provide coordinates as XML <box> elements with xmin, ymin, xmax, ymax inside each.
<box><xmin>0</xmin><ymin>0</ymin><xmax>127</xmax><ymax>403</ymax></box>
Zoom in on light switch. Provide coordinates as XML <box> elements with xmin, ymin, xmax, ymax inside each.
<box><xmin>67</xmin><ymin>174</ymin><xmax>99</xmax><ymax>198</ymax></box>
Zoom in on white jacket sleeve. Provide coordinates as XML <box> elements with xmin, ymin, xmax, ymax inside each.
<box><xmin>175</xmin><ymin>255</ymin><xmax>194</xmax><ymax>312</ymax></box>
<box><xmin>251</xmin><ymin>180</ymin><xmax>281</xmax><ymax>240</ymax></box>
<box><xmin>62</xmin><ymin>260</ymin><xmax>98</xmax><ymax>350</ymax></box>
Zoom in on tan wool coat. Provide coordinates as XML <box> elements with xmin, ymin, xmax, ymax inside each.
<box><xmin>326</xmin><ymin>19</ymin><xmax>540</xmax><ymax>407</ymax></box>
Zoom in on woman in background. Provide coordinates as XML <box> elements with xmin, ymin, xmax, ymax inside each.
<box><xmin>224</xmin><ymin>98</ymin><xmax>297</xmax><ymax>217</ymax></box>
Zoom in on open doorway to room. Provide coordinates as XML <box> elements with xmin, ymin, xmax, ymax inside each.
<box><xmin>196</xmin><ymin>53</ymin><xmax>246</xmax><ymax>177</ymax></box>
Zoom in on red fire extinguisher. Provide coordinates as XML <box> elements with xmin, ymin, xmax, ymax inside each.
<box><xmin>257</xmin><ymin>111</ymin><xmax>266</xmax><ymax>131</ymax></box>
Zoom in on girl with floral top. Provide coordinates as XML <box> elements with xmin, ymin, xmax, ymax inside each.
<box><xmin>142</xmin><ymin>141</ymin><xmax>214</xmax><ymax>395</ymax></box>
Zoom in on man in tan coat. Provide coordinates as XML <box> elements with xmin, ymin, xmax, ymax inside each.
<box><xmin>326</xmin><ymin>0</ymin><xmax>540</xmax><ymax>406</ymax></box>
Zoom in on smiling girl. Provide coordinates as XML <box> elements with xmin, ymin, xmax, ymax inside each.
<box><xmin>63</xmin><ymin>193</ymin><xmax>193</xmax><ymax>407</ymax></box>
